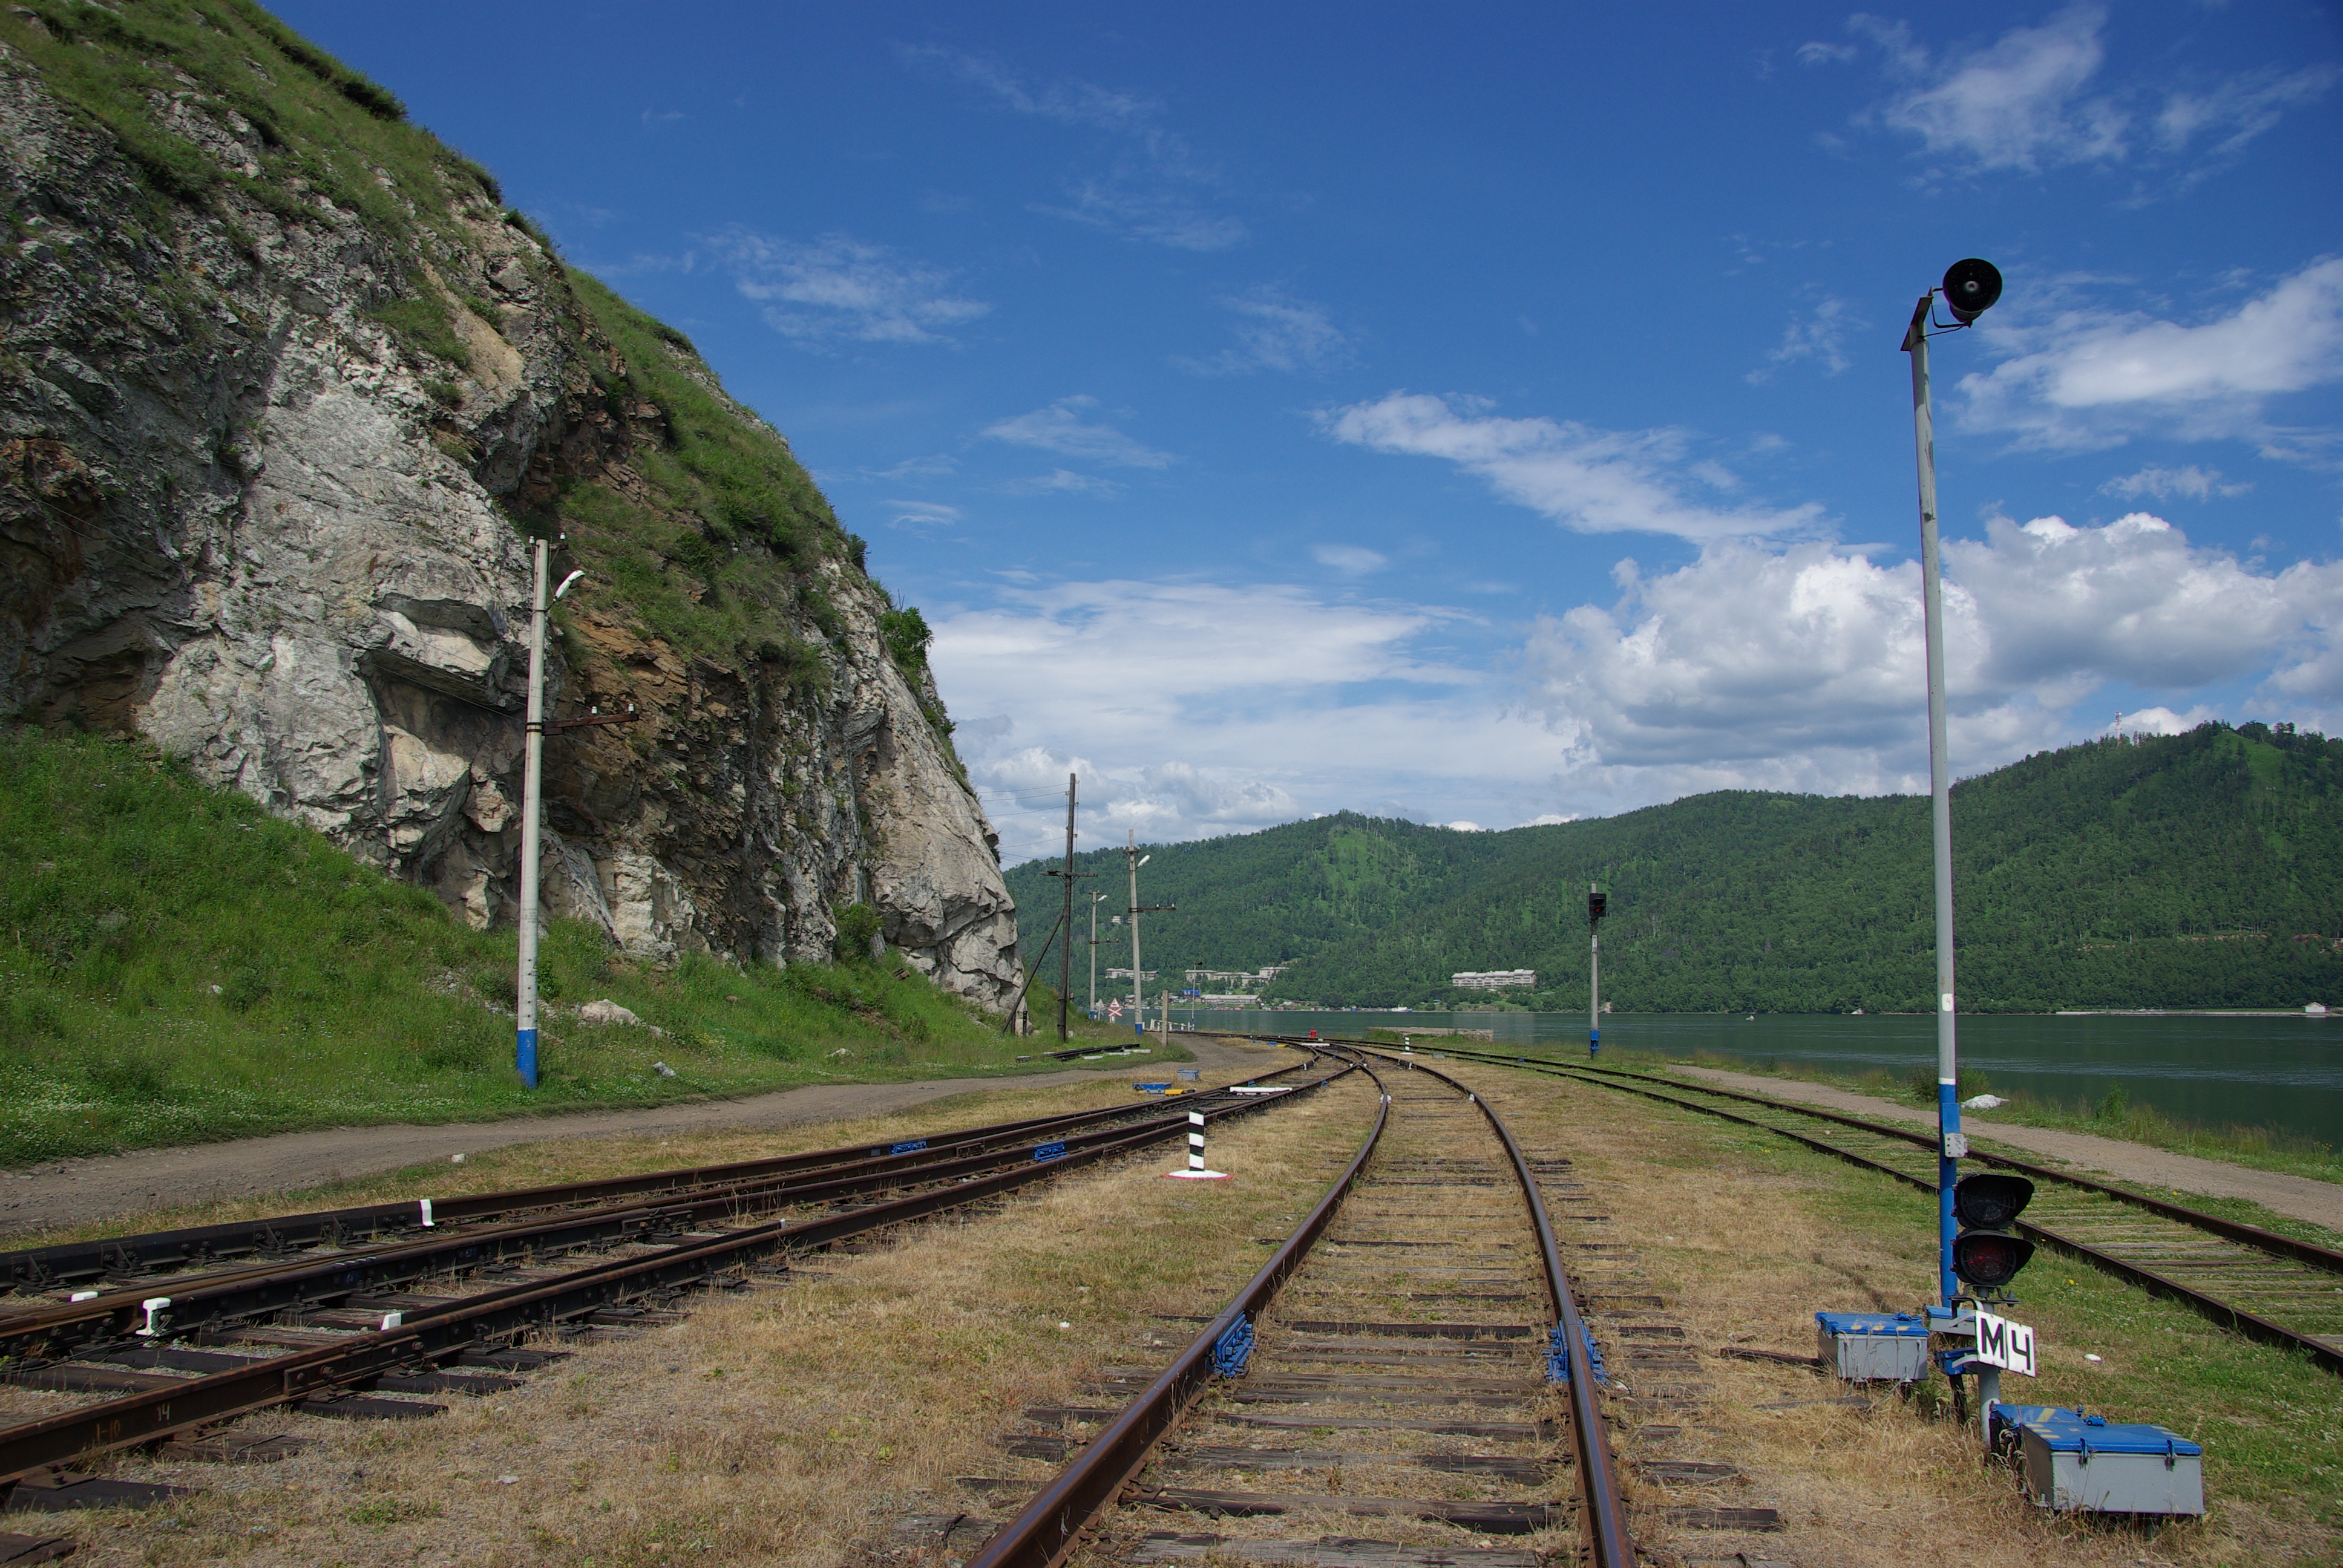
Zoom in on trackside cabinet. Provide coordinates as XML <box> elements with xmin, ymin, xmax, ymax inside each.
<box><xmin>1815</xmin><ymin>1311</ymin><xmax>1930</xmax><ymax>1382</ymax></box>
<box><xmin>1989</xmin><ymin>1404</ymin><xmax>2205</xmax><ymax>1515</ymax></box>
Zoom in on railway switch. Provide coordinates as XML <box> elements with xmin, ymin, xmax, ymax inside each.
<box><xmin>1951</xmin><ymin>1173</ymin><xmax>2036</xmax><ymax>1291</ymax></box>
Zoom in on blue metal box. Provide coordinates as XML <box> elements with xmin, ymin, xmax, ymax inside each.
<box><xmin>1989</xmin><ymin>1404</ymin><xmax>2204</xmax><ymax>1515</ymax></box>
<box><xmin>1815</xmin><ymin>1311</ymin><xmax>1930</xmax><ymax>1382</ymax></box>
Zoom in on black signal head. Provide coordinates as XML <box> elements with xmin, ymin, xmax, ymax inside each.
<box><xmin>1951</xmin><ymin>1230</ymin><xmax>2036</xmax><ymax>1290</ymax></box>
<box><xmin>1588</xmin><ymin>889</ymin><xmax>1607</xmax><ymax>923</ymax></box>
<box><xmin>1942</xmin><ymin>258</ymin><xmax>2004</xmax><ymax>323</ymax></box>
<box><xmin>1952</xmin><ymin>1171</ymin><xmax>2034</xmax><ymax>1229</ymax></box>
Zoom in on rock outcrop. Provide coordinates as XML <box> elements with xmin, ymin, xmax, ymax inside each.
<box><xmin>0</xmin><ymin>13</ymin><xmax>1019</xmax><ymax>1004</ymax></box>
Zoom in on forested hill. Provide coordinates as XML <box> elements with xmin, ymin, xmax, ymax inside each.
<box><xmin>1002</xmin><ymin>722</ymin><xmax>2343</xmax><ymax>1014</ymax></box>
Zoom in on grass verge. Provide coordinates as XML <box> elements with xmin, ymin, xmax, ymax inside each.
<box><xmin>7</xmin><ymin>1047</ymin><xmax>1368</xmax><ymax>1566</ymax></box>
<box><xmin>1451</xmin><ymin>1058</ymin><xmax>2341</xmax><ymax>1566</ymax></box>
<box><xmin>0</xmin><ymin>729</ymin><xmax>1132</xmax><ymax>1168</ymax></box>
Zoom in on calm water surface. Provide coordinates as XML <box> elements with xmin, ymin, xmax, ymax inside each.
<box><xmin>1167</xmin><ymin>1008</ymin><xmax>2343</xmax><ymax>1145</ymax></box>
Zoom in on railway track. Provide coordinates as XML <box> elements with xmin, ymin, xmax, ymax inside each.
<box><xmin>1323</xmin><ymin>1037</ymin><xmax>2343</xmax><ymax>1376</ymax></box>
<box><xmin>965</xmin><ymin>1045</ymin><xmax>1647</xmax><ymax>1568</ymax></box>
<box><xmin>0</xmin><ymin>1054</ymin><xmax>1345</xmax><ymax>1510</ymax></box>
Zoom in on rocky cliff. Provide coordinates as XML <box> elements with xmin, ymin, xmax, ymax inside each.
<box><xmin>0</xmin><ymin>2</ymin><xmax>1020</xmax><ymax>1003</ymax></box>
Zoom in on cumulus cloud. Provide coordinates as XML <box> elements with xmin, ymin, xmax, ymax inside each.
<box><xmin>931</xmin><ymin>580</ymin><xmax>1547</xmax><ymax>851</ymax></box>
<box><xmin>710</xmin><ymin>230</ymin><xmax>987</xmax><ymax>345</ymax></box>
<box><xmin>1958</xmin><ymin>258</ymin><xmax>2343</xmax><ymax>449</ymax></box>
<box><xmin>1176</xmin><ymin>288</ymin><xmax>1354</xmax><ymax>375</ymax></box>
<box><xmin>1322</xmin><ymin>393</ymin><xmax>1828</xmax><ymax>542</ymax></box>
<box><xmin>1521</xmin><ymin>511</ymin><xmax>2343</xmax><ymax>799</ymax></box>
<box><xmin>2099</xmin><ymin>465</ymin><xmax>2247</xmax><ymax>501</ymax></box>
<box><xmin>982</xmin><ymin>396</ymin><xmax>1176</xmax><ymax>469</ymax></box>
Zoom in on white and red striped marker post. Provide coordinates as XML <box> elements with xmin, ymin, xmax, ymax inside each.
<box><xmin>1164</xmin><ymin>1109</ymin><xmax>1228</xmax><ymax>1180</ymax></box>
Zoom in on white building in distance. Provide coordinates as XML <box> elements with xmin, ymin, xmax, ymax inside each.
<box><xmin>1452</xmin><ymin>969</ymin><xmax>1537</xmax><ymax>991</ymax></box>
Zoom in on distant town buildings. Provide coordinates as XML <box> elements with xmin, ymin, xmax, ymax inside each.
<box><xmin>1185</xmin><ymin>965</ymin><xmax>1288</xmax><ymax>987</ymax></box>
<box><xmin>1198</xmin><ymin>994</ymin><xmax>1260</xmax><ymax>1008</ymax></box>
<box><xmin>1105</xmin><ymin>968</ymin><xmax>1159</xmax><ymax>982</ymax></box>
<box><xmin>1452</xmin><ymin>969</ymin><xmax>1537</xmax><ymax>991</ymax></box>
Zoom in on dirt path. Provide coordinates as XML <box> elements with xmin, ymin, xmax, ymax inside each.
<box><xmin>0</xmin><ymin>1034</ymin><xmax>1277</xmax><ymax>1238</ymax></box>
<box><xmin>1680</xmin><ymin>1064</ymin><xmax>2343</xmax><ymax>1232</ymax></box>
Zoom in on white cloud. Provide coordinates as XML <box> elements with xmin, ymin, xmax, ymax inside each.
<box><xmin>901</xmin><ymin>45</ymin><xmax>1179</xmax><ymax>154</ymax></box>
<box><xmin>1176</xmin><ymin>288</ymin><xmax>1353</xmax><ymax>375</ymax></box>
<box><xmin>1444</xmin><ymin>820</ymin><xmax>1484</xmax><ymax>832</ymax></box>
<box><xmin>1313</xmin><ymin>544</ymin><xmax>1388</xmax><ymax>576</ymax></box>
<box><xmin>2155</xmin><ymin>65</ymin><xmax>2338</xmax><ymax>161</ymax></box>
<box><xmin>1861</xmin><ymin>5</ymin><xmax>2126</xmax><ymax>174</ymax></box>
<box><xmin>885</xmin><ymin>500</ymin><xmax>960</xmax><ymax>531</ymax></box>
<box><xmin>861</xmin><ymin>453</ymin><xmax>957</xmax><ymax>481</ymax></box>
<box><xmin>1958</xmin><ymin>258</ymin><xmax>2343</xmax><ymax>449</ymax></box>
<box><xmin>2099</xmin><ymin>465</ymin><xmax>2247</xmax><ymax>501</ymax></box>
<box><xmin>932</xmin><ymin>580</ymin><xmax>1548</xmax><ymax>851</ymax></box>
<box><xmin>1039</xmin><ymin>180</ymin><xmax>1249</xmax><ymax>252</ymax></box>
<box><xmin>1322</xmin><ymin>393</ymin><xmax>1829</xmax><ymax>542</ymax></box>
<box><xmin>1797</xmin><ymin>41</ymin><xmax>1858</xmax><ymax>67</ymax></box>
<box><xmin>2105</xmin><ymin>705</ymin><xmax>2214</xmax><ymax>737</ymax></box>
<box><xmin>1521</xmin><ymin>511</ymin><xmax>2343</xmax><ymax>802</ymax></box>
<box><xmin>1749</xmin><ymin>295</ymin><xmax>1863</xmax><ymax>381</ymax></box>
<box><xmin>1834</xmin><ymin>8</ymin><xmax>2333</xmax><ymax>185</ymax></box>
<box><xmin>906</xmin><ymin>45</ymin><xmax>1246</xmax><ymax>251</ymax></box>
<box><xmin>710</xmin><ymin>231</ymin><xmax>988</xmax><ymax>346</ymax></box>
<box><xmin>983</xmin><ymin>396</ymin><xmax>1176</xmax><ymax>469</ymax></box>
<box><xmin>1001</xmin><ymin>469</ymin><xmax>1124</xmax><ymax>498</ymax></box>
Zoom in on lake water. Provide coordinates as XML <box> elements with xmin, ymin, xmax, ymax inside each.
<box><xmin>1166</xmin><ymin>1008</ymin><xmax>2343</xmax><ymax>1145</ymax></box>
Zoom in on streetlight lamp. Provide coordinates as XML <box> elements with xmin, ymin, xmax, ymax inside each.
<box><xmin>516</xmin><ymin>537</ymin><xmax>585</xmax><ymax>1090</ymax></box>
<box><xmin>1901</xmin><ymin>257</ymin><xmax>2003</xmax><ymax>1304</ymax></box>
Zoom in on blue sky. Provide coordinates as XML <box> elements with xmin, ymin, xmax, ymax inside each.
<box><xmin>277</xmin><ymin>1</ymin><xmax>2343</xmax><ymax>864</ymax></box>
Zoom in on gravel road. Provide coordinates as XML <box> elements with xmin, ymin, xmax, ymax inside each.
<box><xmin>0</xmin><ymin>1035</ymin><xmax>1282</xmax><ymax>1238</ymax></box>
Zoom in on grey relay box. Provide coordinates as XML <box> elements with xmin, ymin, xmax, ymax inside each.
<box><xmin>1990</xmin><ymin>1404</ymin><xmax>2206</xmax><ymax>1515</ymax></box>
<box><xmin>1815</xmin><ymin>1311</ymin><xmax>1930</xmax><ymax>1382</ymax></box>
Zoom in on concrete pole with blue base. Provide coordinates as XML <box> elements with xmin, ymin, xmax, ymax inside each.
<box><xmin>514</xmin><ymin>536</ymin><xmax>549</xmax><ymax>1091</ymax></box>
<box><xmin>1587</xmin><ymin>883</ymin><xmax>1605</xmax><ymax>1057</ymax></box>
<box><xmin>1905</xmin><ymin>299</ymin><xmax>1963</xmax><ymax>1307</ymax></box>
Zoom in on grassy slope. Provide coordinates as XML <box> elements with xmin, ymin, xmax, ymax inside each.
<box><xmin>1007</xmin><ymin>722</ymin><xmax>2343</xmax><ymax>1014</ymax></box>
<box><xmin>0</xmin><ymin>731</ymin><xmax>1107</xmax><ymax>1167</ymax></box>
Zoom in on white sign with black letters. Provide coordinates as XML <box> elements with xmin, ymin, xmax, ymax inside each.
<box><xmin>1974</xmin><ymin>1308</ymin><xmax>2037</xmax><ymax>1377</ymax></box>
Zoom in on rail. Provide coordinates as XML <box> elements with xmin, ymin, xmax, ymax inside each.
<box><xmin>1335</xmin><ymin>1038</ymin><xmax>2343</xmax><ymax>1378</ymax></box>
<box><xmin>968</xmin><ymin>1042</ymin><xmax>1636</xmax><ymax>1568</ymax></box>
<box><xmin>0</xmin><ymin>1058</ymin><xmax>1350</xmax><ymax>1492</ymax></box>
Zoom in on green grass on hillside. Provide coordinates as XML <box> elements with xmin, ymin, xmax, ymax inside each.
<box><xmin>0</xmin><ymin>730</ymin><xmax>1078</xmax><ymax>1168</ymax></box>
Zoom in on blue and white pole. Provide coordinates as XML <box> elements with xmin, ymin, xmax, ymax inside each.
<box><xmin>514</xmin><ymin>543</ymin><xmax>585</xmax><ymax>1092</ymax></box>
<box><xmin>1588</xmin><ymin>927</ymin><xmax>1600</xmax><ymax>1057</ymax></box>
<box><xmin>515</xmin><ymin>537</ymin><xmax>549</xmax><ymax>1090</ymax></box>
<box><xmin>1906</xmin><ymin>302</ymin><xmax>1962</xmax><ymax>1307</ymax></box>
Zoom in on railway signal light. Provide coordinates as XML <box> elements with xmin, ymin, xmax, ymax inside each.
<box><xmin>1950</xmin><ymin>1172</ymin><xmax>2036</xmax><ymax>1291</ymax></box>
<box><xmin>1588</xmin><ymin>889</ymin><xmax>1606</xmax><ymax>923</ymax></box>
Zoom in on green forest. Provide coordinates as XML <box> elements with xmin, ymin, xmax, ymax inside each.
<box><xmin>1003</xmin><ymin>722</ymin><xmax>2343</xmax><ymax>1014</ymax></box>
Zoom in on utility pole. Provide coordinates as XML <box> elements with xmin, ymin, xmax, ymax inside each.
<box><xmin>516</xmin><ymin>537</ymin><xmax>549</xmax><ymax>1091</ymax></box>
<box><xmin>1122</xmin><ymin>834</ymin><xmax>1176</xmax><ymax>1042</ymax></box>
<box><xmin>514</xmin><ymin>540</ymin><xmax>606</xmax><ymax>1089</ymax></box>
<box><xmin>1902</xmin><ymin>257</ymin><xmax>2003</xmax><ymax>1307</ymax></box>
<box><xmin>1039</xmin><ymin>774</ymin><xmax>1092</xmax><ymax>1042</ymax></box>
<box><xmin>1087</xmin><ymin>890</ymin><xmax>1107</xmax><ymax>1015</ymax></box>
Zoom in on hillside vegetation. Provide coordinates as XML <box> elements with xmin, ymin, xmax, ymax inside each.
<box><xmin>0</xmin><ymin>731</ymin><xmax>1044</xmax><ymax>1167</ymax></box>
<box><xmin>1006</xmin><ymin>723</ymin><xmax>2343</xmax><ymax>1013</ymax></box>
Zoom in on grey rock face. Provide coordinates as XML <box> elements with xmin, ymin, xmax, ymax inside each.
<box><xmin>0</xmin><ymin>50</ymin><xmax>1019</xmax><ymax>1005</ymax></box>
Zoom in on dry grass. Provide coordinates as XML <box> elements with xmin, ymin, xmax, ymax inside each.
<box><xmin>1441</xmin><ymin>1057</ymin><xmax>2340</xmax><ymax>1568</ymax></box>
<box><xmin>19</xmin><ymin>1047</ymin><xmax>1380</xmax><ymax>1566</ymax></box>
